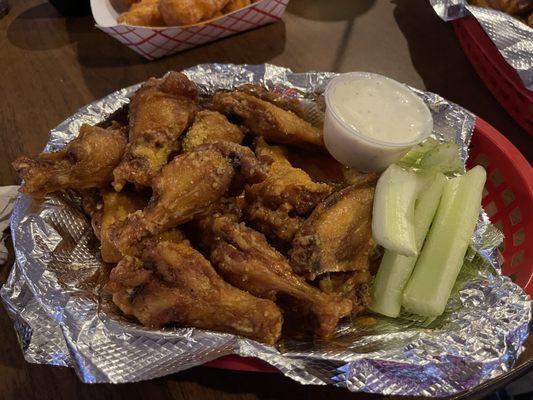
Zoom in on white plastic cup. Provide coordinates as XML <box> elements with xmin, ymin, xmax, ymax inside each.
<box><xmin>323</xmin><ymin>72</ymin><xmax>433</xmax><ymax>172</ymax></box>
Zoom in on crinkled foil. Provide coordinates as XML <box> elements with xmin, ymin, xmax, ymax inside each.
<box><xmin>430</xmin><ymin>0</ymin><xmax>533</xmax><ymax>90</ymax></box>
<box><xmin>1</xmin><ymin>64</ymin><xmax>530</xmax><ymax>396</ymax></box>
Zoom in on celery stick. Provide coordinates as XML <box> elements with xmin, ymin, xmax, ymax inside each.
<box><xmin>370</xmin><ymin>173</ymin><xmax>446</xmax><ymax>317</ymax></box>
<box><xmin>372</xmin><ymin>165</ymin><xmax>424</xmax><ymax>257</ymax></box>
<box><xmin>419</xmin><ymin>143</ymin><xmax>463</xmax><ymax>174</ymax></box>
<box><xmin>402</xmin><ymin>166</ymin><xmax>487</xmax><ymax>316</ymax></box>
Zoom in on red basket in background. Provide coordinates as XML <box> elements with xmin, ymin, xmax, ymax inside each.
<box><xmin>206</xmin><ymin>116</ymin><xmax>533</xmax><ymax>373</ymax></box>
<box><xmin>453</xmin><ymin>16</ymin><xmax>533</xmax><ymax>135</ymax></box>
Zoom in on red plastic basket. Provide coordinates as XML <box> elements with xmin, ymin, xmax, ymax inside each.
<box><xmin>206</xmin><ymin>116</ymin><xmax>533</xmax><ymax>372</ymax></box>
<box><xmin>453</xmin><ymin>17</ymin><xmax>533</xmax><ymax>135</ymax></box>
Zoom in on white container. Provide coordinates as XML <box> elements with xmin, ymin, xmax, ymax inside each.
<box><xmin>323</xmin><ymin>72</ymin><xmax>433</xmax><ymax>172</ymax></box>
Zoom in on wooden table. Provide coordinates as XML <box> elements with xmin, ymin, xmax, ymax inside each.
<box><xmin>0</xmin><ymin>1</ymin><xmax>531</xmax><ymax>399</ymax></box>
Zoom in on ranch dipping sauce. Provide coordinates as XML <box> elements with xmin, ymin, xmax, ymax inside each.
<box><xmin>323</xmin><ymin>72</ymin><xmax>433</xmax><ymax>171</ymax></box>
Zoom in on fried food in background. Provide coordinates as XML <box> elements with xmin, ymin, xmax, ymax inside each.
<box><xmin>159</xmin><ymin>0</ymin><xmax>231</xmax><ymax>26</ymax></box>
<box><xmin>468</xmin><ymin>0</ymin><xmax>533</xmax><ymax>26</ymax></box>
<box><xmin>113</xmin><ymin>72</ymin><xmax>198</xmax><ymax>191</ymax></box>
<box><xmin>12</xmin><ymin>123</ymin><xmax>127</xmax><ymax>198</ymax></box>
<box><xmin>222</xmin><ymin>0</ymin><xmax>251</xmax><ymax>13</ymax></box>
<box><xmin>117</xmin><ymin>0</ymin><xmax>165</xmax><ymax>26</ymax></box>
<box><xmin>105</xmin><ymin>241</ymin><xmax>283</xmax><ymax>344</ymax></box>
<box><xmin>212</xmin><ymin>90</ymin><xmax>324</xmax><ymax>148</ymax></box>
<box><xmin>182</xmin><ymin>110</ymin><xmax>244</xmax><ymax>152</ymax></box>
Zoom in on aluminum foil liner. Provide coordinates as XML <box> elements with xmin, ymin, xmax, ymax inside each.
<box><xmin>1</xmin><ymin>64</ymin><xmax>530</xmax><ymax>396</ymax></box>
<box><xmin>430</xmin><ymin>0</ymin><xmax>533</xmax><ymax>90</ymax></box>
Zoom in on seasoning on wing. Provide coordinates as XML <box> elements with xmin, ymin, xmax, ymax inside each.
<box><xmin>290</xmin><ymin>185</ymin><xmax>375</xmax><ymax>281</ymax></box>
<box><xmin>212</xmin><ymin>90</ymin><xmax>324</xmax><ymax>148</ymax></box>
<box><xmin>210</xmin><ymin>217</ymin><xmax>352</xmax><ymax>337</ymax></box>
<box><xmin>113</xmin><ymin>71</ymin><xmax>198</xmax><ymax>191</ymax></box>
<box><xmin>13</xmin><ymin>123</ymin><xmax>127</xmax><ymax>198</ymax></box>
<box><xmin>159</xmin><ymin>0</ymin><xmax>231</xmax><ymax>25</ymax></box>
<box><xmin>105</xmin><ymin>241</ymin><xmax>283</xmax><ymax>344</ymax></box>
<box><xmin>182</xmin><ymin>110</ymin><xmax>244</xmax><ymax>152</ymax></box>
<box><xmin>245</xmin><ymin>138</ymin><xmax>331</xmax><ymax>246</ymax></box>
<box><xmin>110</xmin><ymin>141</ymin><xmax>268</xmax><ymax>257</ymax></box>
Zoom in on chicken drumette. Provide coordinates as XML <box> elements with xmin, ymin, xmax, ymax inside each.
<box><xmin>210</xmin><ymin>217</ymin><xmax>352</xmax><ymax>337</ymax></box>
<box><xmin>105</xmin><ymin>241</ymin><xmax>283</xmax><ymax>344</ymax></box>
<box><xmin>109</xmin><ymin>141</ymin><xmax>268</xmax><ymax>257</ymax></box>
<box><xmin>13</xmin><ymin>123</ymin><xmax>127</xmax><ymax>198</ymax></box>
<box><xmin>113</xmin><ymin>71</ymin><xmax>198</xmax><ymax>191</ymax></box>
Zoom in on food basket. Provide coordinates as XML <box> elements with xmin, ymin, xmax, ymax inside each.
<box><xmin>90</xmin><ymin>0</ymin><xmax>289</xmax><ymax>60</ymax></box>
<box><xmin>453</xmin><ymin>17</ymin><xmax>533</xmax><ymax>135</ymax></box>
<box><xmin>208</xmin><ymin>115</ymin><xmax>533</xmax><ymax>373</ymax></box>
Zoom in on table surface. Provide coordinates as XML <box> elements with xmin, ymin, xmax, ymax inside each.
<box><xmin>0</xmin><ymin>1</ymin><xmax>531</xmax><ymax>399</ymax></box>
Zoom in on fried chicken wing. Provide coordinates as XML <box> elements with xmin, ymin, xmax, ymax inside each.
<box><xmin>212</xmin><ymin>90</ymin><xmax>324</xmax><ymax>148</ymax></box>
<box><xmin>182</xmin><ymin>110</ymin><xmax>244</xmax><ymax>152</ymax></box>
<box><xmin>210</xmin><ymin>217</ymin><xmax>352</xmax><ymax>337</ymax></box>
<box><xmin>245</xmin><ymin>138</ymin><xmax>331</xmax><ymax>246</ymax></box>
<box><xmin>236</xmin><ymin>84</ymin><xmax>306</xmax><ymax>118</ymax></box>
<box><xmin>105</xmin><ymin>241</ymin><xmax>282</xmax><ymax>344</ymax></box>
<box><xmin>113</xmin><ymin>72</ymin><xmax>198</xmax><ymax>191</ymax></box>
<box><xmin>159</xmin><ymin>0</ymin><xmax>231</xmax><ymax>25</ymax></box>
<box><xmin>13</xmin><ymin>124</ymin><xmax>127</xmax><ymax>198</ymax></box>
<box><xmin>222</xmin><ymin>0</ymin><xmax>251</xmax><ymax>13</ymax></box>
<box><xmin>289</xmin><ymin>186</ymin><xmax>375</xmax><ymax>281</ymax></box>
<box><xmin>118</xmin><ymin>0</ymin><xmax>165</xmax><ymax>26</ymax></box>
<box><xmin>316</xmin><ymin>270</ymin><xmax>371</xmax><ymax>314</ymax></box>
<box><xmin>110</xmin><ymin>141</ymin><xmax>267</xmax><ymax>256</ymax></box>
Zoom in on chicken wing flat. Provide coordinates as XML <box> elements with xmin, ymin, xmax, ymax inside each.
<box><xmin>113</xmin><ymin>72</ymin><xmax>198</xmax><ymax>191</ymax></box>
<box><xmin>110</xmin><ymin>141</ymin><xmax>267</xmax><ymax>256</ymax></box>
<box><xmin>13</xmin><ymin>124</ymin><xmax>127</xmax><ymax>198</ymax></box>
<box><xmin>245</xmin><ymin>138</ymin><xmax>331</xmax><ymax>245</ymax></box>
<box><xmin>210</xmin><ymin>217</ymin><xmax>352</xmax><ymax>337</ymax></box>
<box><xmin>289</xmin><ymin>186</ymin><xmax>375</xmax><ymax>281</ymax></box>
<box><xmin>212</xmin><ymin>90</ymin><xmax>324</xmax><ymax>148</ymax></box>
<box><xmin>236</xmin><ymin>84</ymin><xmax>306</xmax><ymax>118</ymax></box>
<box><xmin>182</xmin><ymin>110</ymin><xmax>244</xmax><ymax>152</ymax></box>
<box><xmin>105</xmin><ymin>241</ymin><xmax>282</xmax><ymax>344</ymax></box>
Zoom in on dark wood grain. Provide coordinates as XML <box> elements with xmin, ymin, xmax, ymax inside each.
<box><xmin>0</xmin><ymin>1</ymin><xmax>531</xmax><ymax>399</ymax></box>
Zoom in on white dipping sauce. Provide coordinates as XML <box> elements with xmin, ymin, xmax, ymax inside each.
<box><xmin>323</xmin><ymin>72</ymin><xmax>432</xmax><ymax>171</ymax></box>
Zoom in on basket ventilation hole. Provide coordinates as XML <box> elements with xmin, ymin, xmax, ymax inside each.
<box><xmin>485</xmin><ymin>201</ymin><xmax>498</xmax><ymax>218</ymax></box>
<box><xmin>513</xmin><ymin>229</ymin><xmax>525</xmax><ymax>247</ymax></box>
<box><xmin>482</xmin><ymin>187</ymin><xmax>489</xmax><ymax>199</ymax></box>
<box><xmin>509</xmin><ymin>208</ymin><xmax>522</xmax><ymax>226</ymax></box>
<box><xmin>501</xmin><ymin>188</ymin><xmax>515</xmax><ymax>206</ymax></box>
<box><xmin>511</xmin><ymin>250</ymin><xmax>524</xmax><ymax>267</ymax></box>
<box><xmin>474</xmin><ymin>153</ymin><xmax>490</xmax><ymax>168</ymax></box>
<box><xmin>490</xmin><ymin>169</ymin><xmax>504</xmax><ymax>187</ymax></box>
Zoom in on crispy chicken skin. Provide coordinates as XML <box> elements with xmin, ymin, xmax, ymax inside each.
<box><xmin>118</xmin><ymin>0</ymin><xmax>165</xmax><ymax>26</ymax></box>
<box><xmin>316</xmin><ymin>270</ymin><xmax>371</xmax><ymax>314</ymax></box>
<box><xmin>236</xmin><ymin>84</ymin><xmax>306</xmax><ymax>118</ymax></box>
<box><xmin>221</xmin><ymin>0</ymin><xmax>251</xmax><ymax>13</ymax></box>
<box><xmin>289</xmin><ymin>186</ymin><xmax>375</xmax><ymax>281</ymax></box>
<box><xmin>113</xmin><ymin>72</ymin><xmax>198</xmax><ymax>191</ymax></box>
<box><xmin>110</xmin><ymin>141</ymin><xmax>268</xmax><ymax>256</ymax></box>
<box><xmin>13</xmin><ymin>124</ymin><xmax>127</xmax><ymax>198</ymax></box>
<box><xmin>159</xmin><ymin>0</ymin><xmax>231</xmax><ymax>25</ymax></box>
<box><xmin>212</xmin><ymin>90</ymin><xmax>324</xmax><ymax>148</ymax></box>
<box><xmin>182</xmin><ymin>110</ymin><xmax>244</xmax><ymax>152</ymax></box>
<box><xmin>105</xmin><ymin>241</ymin><xmax>282</xmax><ymax>344</ymax></box>
<box><xmin>245</xmin><ymin>138</ymin><xmax>331</xmax><ymax>245</ymax></box>
<box><xmin>210</xmin><ymin>217</ymin><xmax>352</xmax><ymax>337</ymax></box>
<box><xmin>100</xmin><ymin>191</ymin><xmax>147</xmax><ymax>263</ymax></box>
